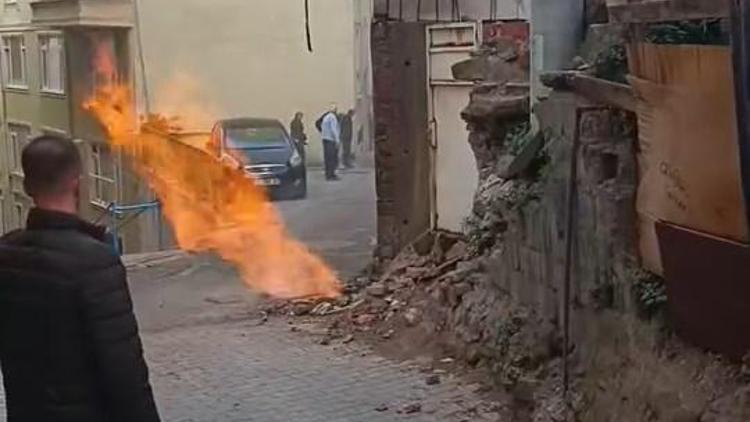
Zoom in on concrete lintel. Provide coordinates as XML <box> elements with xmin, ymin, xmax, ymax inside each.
<box><xmin>541</xmin><ymin>71</ymin><xmax>636</xmax><ymax>112</ymax></box>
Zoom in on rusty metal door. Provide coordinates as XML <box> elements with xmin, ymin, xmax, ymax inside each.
<box><xmin>427</xmin><ymin>22</ymin><xmax>479</xmax><ymax>233</ymax></box>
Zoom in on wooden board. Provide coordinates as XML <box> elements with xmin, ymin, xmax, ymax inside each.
<box><xmin>629</xmin><ymin>43</ymin><xmax>748</xmax><ymax>274</ymax></box>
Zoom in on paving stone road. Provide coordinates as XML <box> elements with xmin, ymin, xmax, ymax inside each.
<box><xmin>1</xmin><ymin>318</ymin><xmax>503</xmax><ymax>422</ymax></box>
<box><xmin>0</xmin><ymin>169</ymin><xmax>504</xmax><ymax>421</ymax></box>
<box><xmin>146</xmin><ymin>320</ymin><xmax>501</xmax><ymax>422</ymax></box>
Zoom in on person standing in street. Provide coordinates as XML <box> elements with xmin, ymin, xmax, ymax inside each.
<box><xmin>339</xmin><ymin>109</ymin><xmax>355</xmax><ymax>169</ymax></box>
<box><xmin>0</xmin><ymin>135</ymin><xmax>161</xmax><ymax>422</ymax></box>
<box><xmin>318</xmin><ymin>104</ymin><xmax>341</xmax><ymax>181</ymax></box>
<box><xmin>289</xmin><ymin>111</ymin><xmax>308</xmax><ymax>162</ymax></box>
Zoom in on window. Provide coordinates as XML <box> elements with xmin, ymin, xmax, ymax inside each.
<box><xmin>89</xmin><ymin>144</ymin><xmax>117</xmax><ymax>206</ymax></box>
<box><xmin>0</xmin><ymin>196</ymin><xmax>5</xmax><ymax>235</ymax></box>
<box><xmin>14</xmin><ymin>202</ymin><xmax>25</xmax><ymax>227</ymax></box>
<box><xmin>1</xmin><ymin>35</ymin><xmax>27</xmax><ymax>88</ymax></box>
<box><xmin>39</xmin><ymin>34</ymin><xmax>64</xmax><ymax>94</ymax></box>
<box><xmin>7</xmin><ymin>124</ymin><xmax>30</xmax><ymax>173</ymax></box>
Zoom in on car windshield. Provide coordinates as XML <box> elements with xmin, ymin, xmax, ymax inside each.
<box><xmin>225</xmin><ymin>126</ymin><xmax>288</xmax><ymax>149</ymax></box>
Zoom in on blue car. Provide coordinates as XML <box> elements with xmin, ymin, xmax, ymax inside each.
<box><xmin>208</xmin><ymin>118</ymin><xmax>307</xmax><ymax>200</ymax></box>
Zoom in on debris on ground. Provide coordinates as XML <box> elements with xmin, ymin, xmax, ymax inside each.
<box><xmin>374</xmin><ymin>404</ymin><xmax>389</xmax><ymax>412</ymax></box>
<box><xmin>399</xmin><ymin>402</ymin><xmax>422</xmax><ymax>414</ymax></box>
<box><xmin>425</xmin><ymin>374</ymin><xmax>442</xmax><ymax>385</ymax></box>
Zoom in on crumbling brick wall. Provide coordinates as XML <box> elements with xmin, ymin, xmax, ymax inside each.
<box><xmin>371</xmin><ymin>20</ymin><xmax>432</xmax><ymax>258</ymax></box>
<box><xmin>419</xmin><ymin>87</ymin><xmax>749</xmax><ymax>421</ymax></box>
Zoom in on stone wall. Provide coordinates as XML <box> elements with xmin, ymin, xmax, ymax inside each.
<box><xmin>413</xmin><ymin>85</ymin><xmax>750</xmax><ymax>422</ymax></box>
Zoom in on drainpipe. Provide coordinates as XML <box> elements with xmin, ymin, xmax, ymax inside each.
<box><xmin>529</xmin><ymin>0</ymin><xmax>585</xmax><ymax>407</ymax></box>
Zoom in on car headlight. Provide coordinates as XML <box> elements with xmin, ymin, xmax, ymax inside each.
<box><xmin>289</xmin><ymin>148</ymin><xmax>303</xmax><ymax>167</ymax></box>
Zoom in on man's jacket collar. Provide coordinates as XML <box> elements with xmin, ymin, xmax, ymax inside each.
<box><xmin>26</xmin><ymin>208</ymin><xmax>108</xmax><ymax>242</ymax></box>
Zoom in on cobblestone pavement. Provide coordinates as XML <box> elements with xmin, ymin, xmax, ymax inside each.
<box><xmin>146</xmin><ymin>320</ymin><xmax>501</xmax><ymax>421</ymax></box>
<box><xmin>0</xmin><ymin>319</ymin><xmax>501</xmax><ymax>422</ymax></box>
<box><xmin>0</xmin><ymin>169</ymin><xmax>505</xmax><ymax>421</ymax></box>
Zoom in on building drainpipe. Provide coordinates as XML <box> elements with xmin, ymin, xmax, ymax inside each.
<box><xmin>529</xmin><ymin>0</ymin><xmax>585</xmax><ymax>410</ymax></box>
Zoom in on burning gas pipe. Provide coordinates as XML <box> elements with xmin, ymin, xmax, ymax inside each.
<box><xmin>85</xmin><ymin>85</ymin><xmax>341</xmax><ymax>300</ymax></box>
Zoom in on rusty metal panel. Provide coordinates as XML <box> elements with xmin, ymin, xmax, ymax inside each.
<box><xmin>657</xmin><ymin>222</ymin><xmax>750</xmax><ymax>360</ymax></box>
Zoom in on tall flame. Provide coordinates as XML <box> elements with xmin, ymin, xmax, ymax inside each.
<box><xmin>84</xmin><ymin>49</ymin><xmax>340</xmax><ymax>299</ymax></box>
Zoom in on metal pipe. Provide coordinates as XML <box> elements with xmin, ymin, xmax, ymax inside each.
<box><xmin>417</xmin><ymin>0</ymin><xmax>422</xmax><ymax>21</ymax></box>
<box><xmin>730</xmin><ymin>0</ymin><xmax>750</xmax><ymax>230</ymax></box>
<box><xmin>399</xmin><ymin>0</ymin><xmax>403</xmax><ymax>20</ymax></box>
<box><xmin>305</xmin><ymin>0</ymin><xmax>313</xmax><ymax>52</ymax></box>
<box><xmin>562</xmin><ymin>108</ymin><xmax>582</xmax><ymax>399</ymax></box>
<box><xmin>132</xmin><ymin>0</ymin><xmax>151</xmax><ymax>114</ymax></box>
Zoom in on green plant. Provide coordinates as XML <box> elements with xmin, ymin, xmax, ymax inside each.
<box><xmin>645</xmin><ymin>19</ymin><xmax>727</xmax><ymax>45</ymax></box>
<box><xmin>505</xmin><ymin>121</ymin><xmax>532</xmax><ymax>156</ymax></box>
<box><xmin>593</xmin><ymin>44</ymin><xmax>628</xmax><ymax>84</ymax></box>
<box><xmin>632</xmin><ymin>269</ymin><xmax>668</xmax><ymax>319</ymax></box>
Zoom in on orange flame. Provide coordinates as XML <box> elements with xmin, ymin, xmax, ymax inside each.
<box><xmin>84</xmin><ymin>50</ymin><xmax>340</xmax><ymax>299</ymax></box>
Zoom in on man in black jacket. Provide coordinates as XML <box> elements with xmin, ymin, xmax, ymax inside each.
<box><xmin>0</xmin><ymin>135</ymin><xmax>161</xmax><ymax>422</ymax></box>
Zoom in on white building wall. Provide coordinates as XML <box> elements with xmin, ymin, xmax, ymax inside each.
<box><xmin>375</xmin><ymin>0</ymin><xmax>529</xmax><ymax>21</ymax></box>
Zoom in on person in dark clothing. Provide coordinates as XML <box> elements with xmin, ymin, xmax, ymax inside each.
<box><xmin>339</xmin><ymin>109</ymin><xmax>355</xmax><ymax>169</ymax></box>
<box><xmin>289</xmin><ymin>111</ymin><xmax>307</xmax><ymax>161</ymax></box>
<box><xmin>0</xmin><ymin>136</ymin><xmax>161</xmax><ymax>422</ymax></box>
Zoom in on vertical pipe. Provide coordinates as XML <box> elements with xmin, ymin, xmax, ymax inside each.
<box><xmin>730</xmin><ymin>0</ymin><xmax>750</xmax><ymax>231</ymax></box>
<box><xmin>417</xmin><ymin>0</ymin><xmax>422</xmax><ymax>21</ymax></box>
<box><xmin>435</xmin><ymin>0</ymin><xmax>440</xmax><ymax>21</ymax></box>
<box><xmin>305</xmin><ymin>0</ymin><xmax>313</xmax><ymax>52</ymax></box>
<box><xmin>132</xmin><ymin>0</ymin><xmax>151</xmax><ymax>114</ymax></box>
<box><xmin>399</xmin><ymin>0</ymin><xmax>403</xmax><ymax>20</ymax></box>
<box><xmin>562</xmin><ymin>108</ymin><xmax>582</xmax><ymax>400</ymax></box>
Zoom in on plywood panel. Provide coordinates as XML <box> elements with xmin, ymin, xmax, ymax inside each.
<box><xmin>629</xmin><ymin>43</ymin><xmax>748</xmax><ymax>273</ymax></box>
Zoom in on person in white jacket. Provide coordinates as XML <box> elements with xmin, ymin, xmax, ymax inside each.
<box><xmin>319</xmin><ymin>104</ymin><xmax>341</xmax><ymax>181</ymax></box>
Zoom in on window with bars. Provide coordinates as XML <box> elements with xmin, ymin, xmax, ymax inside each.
<box><xmin>39</xmin><ymin>34</ymin><xmax>65</xmax><ymax>94</ymax></box>
<box><xmin>8</xmin><ymin>124</ymin><xmax>30</xmax><ymax>174</ymax></box>
<box><xmin>89</xmin><ymin>144</ymin><xmax>117</xmax><ymax>206</ymax></box>
<box><xmin>1</xmin><ymin>35</ymin><xmax>27</xmax><ymax>88</ymax></box>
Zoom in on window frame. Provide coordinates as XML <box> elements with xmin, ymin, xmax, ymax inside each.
<box><xmin>7</xmin><ymin>123</ymin><xmax>30</xmax><ymax>176</ymax></box>
<box><xmin>14</xmin><ymin>202</ymin><xmax>24</xmax><ymax>227</ymax></box>
<box><xmin>1</xmin><ymin>34</ymin><xmax>28</xmax><ymax>90</ymax></box>
<box><xmin>89</xmin><ymin>144</ymin><xmax>117</xmax><ymax>207</ymax></box>
<box><xmin>38</xmin><ymin>32</ymin><xmax>65</xmax><ymax>95</ymax></box>
<box><xmin>0</xmin><ymin>194</ymin><xmax>5</xmax><ymax>235</ymax></box>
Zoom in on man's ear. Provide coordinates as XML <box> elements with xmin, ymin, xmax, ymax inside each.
<box><xmin>66</xmin><ymin>173</ymin><xmax>82</xmax><ymax>193</ymax></box>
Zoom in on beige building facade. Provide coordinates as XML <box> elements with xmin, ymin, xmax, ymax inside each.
<box><xmin>0</xmin><ymin>0</ymin><xmax>373</xmax><ymax>251</ymax></box>
<box><xmin>134</xmin><ymin>0</ymin><xmax>373</xmax><ymax>165</ymax></box>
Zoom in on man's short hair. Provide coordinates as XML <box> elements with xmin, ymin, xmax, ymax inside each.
<box><xmin>22</xmin><ymin>135</ymin><xmax>82</xmax><ymax>197</ymax></box>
